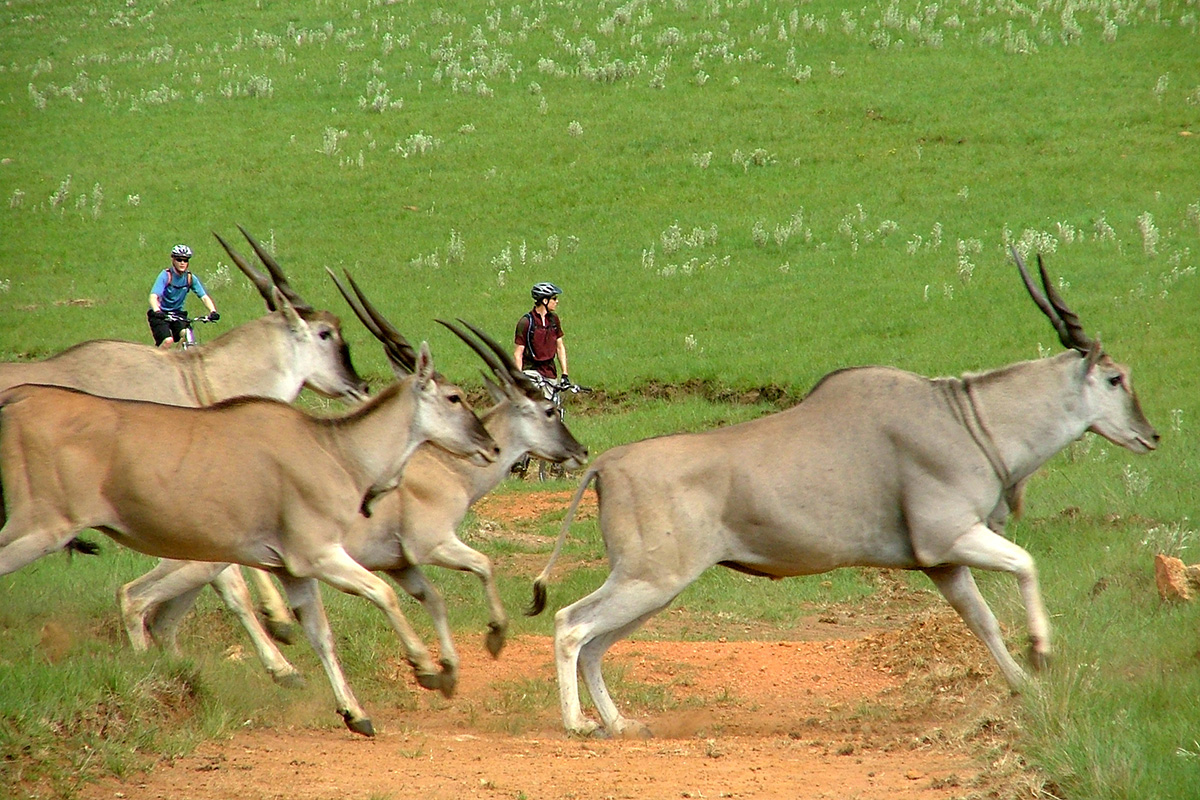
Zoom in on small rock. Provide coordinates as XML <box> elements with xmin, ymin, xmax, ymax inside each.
<box><xmin>905</xmin><ymin>769</ymin><xmax>925</xmax><ymax>780</ymax></box>
<box><xmin>1154</xmin><ymin>554</ymin><xmax>1192</xmax><ymax>602</ymax></box>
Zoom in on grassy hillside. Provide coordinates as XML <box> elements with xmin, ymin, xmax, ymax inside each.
<box><xmin>2</xmin><ymin>1</ymin><xmax>1199</xmax><ymax>797</ymax></box>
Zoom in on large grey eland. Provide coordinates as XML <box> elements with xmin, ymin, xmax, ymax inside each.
<box><xmin>116</xmin><ymin>313</ymin><xmax>589</xmax><ymax>694</ymax></box>
<box><xmin>527</xmin><ymin>251</ymin><xmax>1159</xmax><ymax>737</ymax></box>
<box><xmin>0</xmin><ymin>326</ymin><xmax>501</xmax><ymax>736</ymax></box>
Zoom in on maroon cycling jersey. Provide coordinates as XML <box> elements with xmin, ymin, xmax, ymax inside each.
<box><xmin>515</xmin><ymin>310</ymin><xmax>563</xmax><ymax>379</ymax></box>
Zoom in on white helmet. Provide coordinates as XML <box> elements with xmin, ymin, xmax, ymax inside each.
<box><xmin>171</xmin><ymin>244</ymin><xmax>193</xmax><ymax>260</ymax></box>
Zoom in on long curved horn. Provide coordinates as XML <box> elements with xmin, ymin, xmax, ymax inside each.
<box><xmin>325</xmin><ymin>268</ymin><xmax>418</xmax><ymax>374</ymax></box>
<box><xmin>1012</xmin><ymin>248</ymin><xmax>1092</xmax><ymax>352</ymax></box>
<box><xmin>1035</xmin><ymin>254</ymin><xmax>1092</xmax><ymax>351</ymax></box>
<box><xmin>436</xmin><ymin>319</ymin><xmax>513</xmax><ymax>388</ymax></box>
<box><xmin>237</xmin><ymin>225</ymin><xmax>313</xmax><ymax>313</ymax></box>
<box><xmin>455</xmin><ymin>318</ymin><xmax>541</xmax><ymax>395</ymax></box>
<box><xmin>214</xmin><ymin>231</ymin><xmax>278</xmax><ymax>311</ymax></box>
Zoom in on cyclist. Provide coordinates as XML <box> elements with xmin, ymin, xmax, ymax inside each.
<box><xmin>514</xmin><ymin>281</ymin><xmax>569</xmax><ymax>387</ymax></box>
<box><xmin>148</xmin><ymin>244</ymin><xmax>220</xmax><ymax>348</ymax></box>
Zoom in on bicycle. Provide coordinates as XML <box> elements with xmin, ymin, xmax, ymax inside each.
<box><xmin>162</xmin><ymin>310</ymin><xmax>219</xmax><ymax>349</ymax></box>
<box><xmin>512</xmin><ymin>372</ymin><xmax>592</xmax><ymax>481</ymax></box>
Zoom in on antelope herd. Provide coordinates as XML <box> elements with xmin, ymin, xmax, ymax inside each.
<box><xmin>0</xmin><ymin>242</ymin><xmax>1158</xmax><ymax>739</ymax></box>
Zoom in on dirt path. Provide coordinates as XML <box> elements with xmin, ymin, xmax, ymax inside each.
<box><xmin>80</xmin><ymin>491</ymin><xmax>1029</xmax><ymax>800</ymax></box>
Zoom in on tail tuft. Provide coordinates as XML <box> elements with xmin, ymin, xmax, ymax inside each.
<box><xmin>525</xmin><ymin>580</ymin><xmax>548</xmax><ymax>617</ymax></box>
<box><xmin>66</xmin><ymin>537</ymin><xmax>102</xmax><ymax>556</ymax></box>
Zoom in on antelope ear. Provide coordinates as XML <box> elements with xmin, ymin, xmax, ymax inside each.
<box><xmin>276</xmin><ymin>287</ymin><xmax>306</xmax><ymax>334</ymax></box>
<box><xmin>1084</xmin><ymin>338</ymin><xmax>1103</xmax><ymax>371</ymax></box>
<box><xmin>415</xmin><ymin>341</ymin><xmax>434</xmax><ymax>387</ymax></box>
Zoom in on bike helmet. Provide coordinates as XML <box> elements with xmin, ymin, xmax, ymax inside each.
<box><xmin>531</xmin><ymin>281</ymin><xmax>562</xmax><ymax>301</ymax></box>
<box><xmin>171</xmin><ymin>244</ymin><xmax>193</xmax><ymax>261</ymax></box>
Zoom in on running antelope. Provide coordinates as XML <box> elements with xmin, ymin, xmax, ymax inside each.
<box><xmin>0</xmin><ymin>327</ymin><xmax>500</xmax><ymax>736</ymax></box>
<box><xmin>0</xmin><ymin>226</ymin><xmax>368</xmax><ymax>406</ymax></box>
<box><xmin>528</xmin><ymin>252</ymin><xmax>1158</xmax><ymax>737</ymax></box>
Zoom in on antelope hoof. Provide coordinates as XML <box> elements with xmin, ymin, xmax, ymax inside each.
<box><xmin>340</xmin><ymin>710</ymin><xmax>375</xmax><ymax>737</ymax></box>
<box><xmin>438</xmin><ymin>670</ymin><xmax>458</xmax><ymax>699</ymax></box>
<box><xmin>415</xmin><ymin>671</ymin><xmax>443</xmax><ymax>693</ymax></box>
<box><xmin>566</xmin><ymin>719</ymin><xmax>602</xmax><ymax>737</ymax></box>
<box><xmin>485</xmin><ymin>623</ymin><xmax>506</xmax><ymax>657</ymax></box>
<box><xmin>272</xmin><ymin>670</ymin><xmax>306</xmax><ymax>690</ymax></box>
<box><xmin>612</xmin><ymin>719</ymin><xmax>653</xmax><ymax>740</ymax></box>
<box><xmin>265</xmin><ymin>618</ymin><xmax>298</xmax><ymax>645</ymax></box>
<box><xmin>1029</xmin><ymin>646</ymin><xmax>1051</xmax><ymax>673</ymax></box>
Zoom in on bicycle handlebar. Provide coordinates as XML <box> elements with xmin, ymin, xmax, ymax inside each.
<box><xmin>162</xmin><ymin>311</ymin><xmax>218</xmax><ymax>325</ymax></box>
<box><xmin>525</xmin><ymin>374</ymin><xmax>591</xmax><ymax>395</ymax></box>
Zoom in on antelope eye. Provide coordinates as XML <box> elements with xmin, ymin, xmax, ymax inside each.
<box><xmin>447</xmin><ymin>394</ymin><xmax>462</xmax><ymax>404</ymax></box>
<box><xmin>1108</xmin><ymin>375</ymin><xmax>1122</xmax><ymax>387</ymax></box>
<box><xmin>319</xmin><ymin>330</ymin><xmax>332</xmax><ymax>340</ymax></box>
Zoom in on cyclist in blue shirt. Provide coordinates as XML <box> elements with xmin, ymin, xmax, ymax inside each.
<box><xmin>148</xmin><ymin>244</ymin><xmax>219</xmax><ymax>347</ymax></box>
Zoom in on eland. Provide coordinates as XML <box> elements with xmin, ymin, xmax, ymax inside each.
<box><xmin>0</xmin><ymin>226</ymin><xmax>369</xmax><ymax>406</ymax></box>
<box><xmin>527</xmin><ymin>252</ymin><xmax>1158</xmax><ymax>737</ymax></box>
<box><xmin>0</xmin><ymin>313</ymin><xmax>500</xmax><ymax>736</ymax></box>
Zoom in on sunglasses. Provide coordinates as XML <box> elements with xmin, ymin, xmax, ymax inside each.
<box><xmin>173</xmin><ymin>257</ymin><xmax>190</xmax><ymax>263</ymax></box>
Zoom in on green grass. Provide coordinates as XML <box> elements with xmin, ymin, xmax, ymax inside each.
<box><xmin>3</xmin><ymin>1</ymin><xmax>1200</xmax><ymax>798</ymax></box>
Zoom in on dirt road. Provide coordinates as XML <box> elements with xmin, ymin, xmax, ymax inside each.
<box><xmin>79</xmin><ymin>491</ymin><xmax>1033</xmax><ymax>800</ymax></box>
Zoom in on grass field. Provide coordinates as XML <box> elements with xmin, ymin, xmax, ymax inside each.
<box><xmin>2</xmin><ymin>1</ymin><xmax>1199</xmax><ymax>798</ymax></box>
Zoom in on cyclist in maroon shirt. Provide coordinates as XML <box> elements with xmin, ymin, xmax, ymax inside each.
<box><xmin>514</xmin><ymin>281</ymin><xmax>570</xmax><ymax>385</ymax></box>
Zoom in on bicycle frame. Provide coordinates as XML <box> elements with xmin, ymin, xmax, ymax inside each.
<box><xmin>515</xmin><ymin>372</ymin><xmax>591</xmax><ymax>480</ymax></box>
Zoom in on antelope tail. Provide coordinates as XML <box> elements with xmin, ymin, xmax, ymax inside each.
<box><xmin>66</xmin><ymin>537</ymin><xmax>102</xmax><ymax>556</ymax></box>
<box><xmin>525</xmin><ymin>466</ymin><xmax>600</xmax><ymax>617</ymax></box>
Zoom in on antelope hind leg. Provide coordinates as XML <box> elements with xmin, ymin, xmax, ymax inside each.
<box><xmin>246</xmin><ymin>567</ymin><xmax>298</xmax><ymax>645</ymax></box>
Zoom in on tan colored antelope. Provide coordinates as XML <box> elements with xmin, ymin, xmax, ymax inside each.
<box><xmin>117</xmin><ymin>319</ymin><xmax>589</xmax><ymax>694</ymax></box>
<box><xmin>528</xmin><ymin>252</ymin><xmax>1159</xmax><ymax>738</ymax></box>
<box><xmin>0</xmin><ymin>226</ymin><xmax>368</xmax><ymax>406</ymax></box>
<box><xmin>0</xmin><ymin>330</ymin><xmax>500</xmax><ymax>736</ymax></box>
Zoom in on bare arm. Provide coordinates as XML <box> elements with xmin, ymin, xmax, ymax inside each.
<box><xmin>556</xmin><ymin>337</ymin><xmax>568</xmax><ymax>377</ymax></box>
<box><xmin>513</xmin><ymin>344</ymin><xmax>525</xmax><ymax>371</ymax></box>
<box><xmin>149</xmin><ymin>293</ymin><xmax>162</xmax><ymax>312</ymax></box>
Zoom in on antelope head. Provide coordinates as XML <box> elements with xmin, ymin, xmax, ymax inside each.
<box><xmin>212</xmin><ymin>228</ymin><xmax>368</xmax><ymax>402</ymax></box>
<box><xmin>1013</xmin><ymin>248</ymin><xmax>1159</xmax><ymax>453</ymax></box>
<box><xmin>439</xmin><ymin>318</ymin><xmax>588</xmax><ymax>469</ymax></box>
<box><xmin>328</xmin><ymin>268</ymin><xmax>498</xmax><ymax>467</ymax></box>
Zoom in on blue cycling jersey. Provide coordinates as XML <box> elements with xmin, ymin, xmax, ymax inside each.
<box><xmin>151</xmin><ymin>269</ymin><xmax>207</xmax><ymax>312</ymax></box>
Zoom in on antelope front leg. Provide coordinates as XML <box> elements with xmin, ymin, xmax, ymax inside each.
<box><xmin>386</xmin><ymin>566</ymin><xmax>460</xmax><ymax>696</ymax></box>
<box><xmin>212</xmin><ymin>566</ymin><xmax>304</xmax><ymax>688</ymax></box>
<box><xmin>941</xmin><ymin>523</ymin><xmax>1052</xmax><ymax>673</ymax></box>
<box><xmin>310</xmin><ymin>549</ymin><xmax>451</xmax><ymax>697</ymax></box>
<box><xmin>426</xmin><ymin>538</ymin><xmax>508</xmax><ymax>657</ymax></box>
